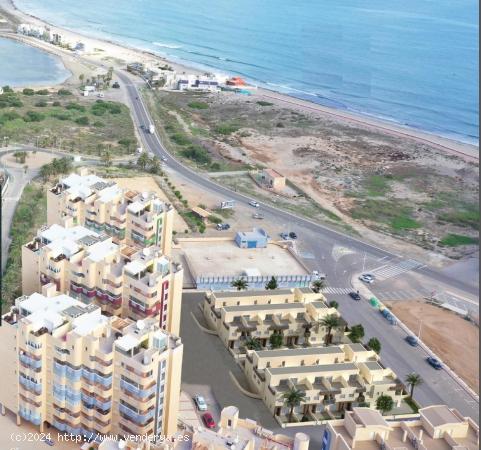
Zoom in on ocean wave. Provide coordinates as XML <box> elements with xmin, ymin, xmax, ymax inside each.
<box><xmin>153</xmin><ymin>41</ymin><xmax>182</xmax><ymax>49</ymax></box>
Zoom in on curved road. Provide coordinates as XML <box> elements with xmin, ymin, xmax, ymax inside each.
<box><xmin>117</xmin><ymin>71</ymin><xmax>477</xmax><ymax>297</ymax></box>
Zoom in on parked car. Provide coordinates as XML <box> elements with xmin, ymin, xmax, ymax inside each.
<box><xmin>216</xmin><ymin>223</ymin><xmax>230</xmax><ymax>231</ymax></box>
<box><xmin>112</xmin><ymin>81</ymin><xmax>120</xmax><ymax>88</ymax></box>
<box><xmin>248</xmin><ymin>200</ymin><xmax>260</xmax><ymax>208</ymax></box>
<box><xmin>289</xmin><ymin>232</ymin><xmax>298</xmax><ymax>239</ymax></box>
<box><xmin>426</xmin><ymin>356</ymin><xmax>442</xmax><ymax>370</ymax></box>
<box><xmin>252</xmin><ymin>213</ymin><xmax>264</xmax><ymax>220</ymax></box>
<box><xmin>41</xmin><ymin>437</ymin><xmax>54</xmax><ymax>446</ymax></box>
<box><xmin>202</xmin><ymin>412</ymin><xmax>216</xmax><ymax>429</ymax></box>
<box><xmin>349</xmin><ymin>292</ymin><xmax>361</xmax><ymax>301</ymax></box>
<box><xmin>405</xmin><ymin>336</ymin><xmax>419</xmax><ymax>347</ymax></box>
<box><xmin>194</xmin><ymin>395</ymin><xmax>208</xmax><ymax>411</ymax></box>
<box><xmin>359</xmin><ymin>273</ymin><xmax>375</xmax><ymax>284</ymax></box>
<box><xmin>280</xmin><ymin>232</ymin><xmax>289</xmax><ymax>240</ymax></box>
<box><xmin>161</xmin><ymin>155</ymin><xmax>167</xmax><ymax>162</ymax></box>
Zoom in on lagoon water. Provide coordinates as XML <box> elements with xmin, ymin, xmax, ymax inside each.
<box><xmin>0</xmin><ymin>37</ymin><xmax>70</xmax><ymax>86</ymax></box>
<box><xmin>16</xmin><ymin>0</ymin><xmax>479</xmax><ymax>143</ymax></box>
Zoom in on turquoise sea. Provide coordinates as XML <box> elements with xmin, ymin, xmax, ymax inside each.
<box><xmin>15</xmin><ymin>0</ymin><xmax>479</xmax><ymax>143</ymax></box>
<box><xmin>0</xmin><ymin>37</ymin><xmax>70</xmax><ymax>86</ymax></box>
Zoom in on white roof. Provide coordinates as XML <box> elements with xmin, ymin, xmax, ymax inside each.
<box><xmin>127</xmin><ymin>200</ymin><xmax>144</xmax><ymax>214</ymax></box>
<box><xmin>72</xmin><ymin>308</ymin><xmax>108</xmax><ymax>336</ymax></box>
<box><xmin>61</xmin><ymin>173</ymin><xmax>104</xmax><ymax>199</ymax></box>
<box><xmin>116</xmin><ymin>334</ymin><xmax>139</xmax><ymax>352</ymax></box>
<box><xmin>18</xmin><ymin>293</ymin><xmax>79</xmax><ymax>333</ymax></box>
<box><xmin>40</xmin><ymin>224</ymin><xmax>98</xmax><ymax>258</ymax></box>
<box><xmin>87</xmin><ymin>239</ymin><xmax>118</xmax><ymax>262</ymax></box>
<box><xmin>98</xmin><ymin>184</ymin><xmax>122</xmax><ymax>203</ymax></box>
<box><xmin>125</xmin><ymin>259</ymin><xmax>145</xmax><ymax>275</ymax></box>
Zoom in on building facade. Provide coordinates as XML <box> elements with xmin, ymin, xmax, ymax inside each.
<box><xmin>47</xmin><ymin>171</ymin><xmax>174</xmax><ymax>257</ymax></box>
<box><xmin>22</xmin><ymin>224</ymin><xmax>184</xmax><ymax>335</ymax></box>
<box><xmin>243</xmin><ymin>345</ymin><xmax>406</xmax><ymax>421</ymax></box>
<box><xmin>322</xmin><ymin>405</ymin><xmax>479</xmax><ymax>450</ymax></box>
<box><xmin>203</xmin><ymin>288</ymin><xmax>345</xmax><ymax>351</ymax></box>
<box><xmin>0</xmin><ymin>289</ymin><xmax>183</xmax><ymax>440</ymax></box>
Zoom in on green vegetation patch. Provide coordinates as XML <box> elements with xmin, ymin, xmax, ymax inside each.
<box><xmin>438</xmin><ymin>207</ymin><xmax>479</xmax><ymax>230</ymax></box>
<box><xmin>1</xmin><ymin>183</ymin><xmax>47</xmax><ymax>306</ymax></box>
<box><xmin>257</xmin><ymin>101</ymin><xmax>274</xmax><ymax>107</ymax></box>
<box><xmin>188</xmin><ymin>101</ymin><xmax>209</xmax><ymax>110</ymax></box>
<box><xmin>180</xmin><ymin>145</ymin><xmax>211</xmax><ymax>165</ymax></box>
<box><xmin>351</xmin><ymin>199</ymin><xmax>420</xmax><ymax>232</ymax></box>
<box><xmin>363</xmin><ymin>175</ymin><xmax>392</xmax><ymax>197</ymax></box>
<box><xmin>439</xmin><ymin>234</ymin><xmax>479</xmax><ymax>247</ymax></box>
<box><xmin>214</xmin><ymin>122</ymin><xmax>240</xmax><ymax>135</ymax></box>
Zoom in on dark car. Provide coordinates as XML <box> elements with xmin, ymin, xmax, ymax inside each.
<box><xmin>112</xmin><ymin>81</ymin><xmax>120</xmax><ymax>88</ymax></box>
<box><xmin>289</xmin><ymin>232</ymin><xmax>298</xmax><ymax>239</ymax></box>
<box><xmin>405</xmin><ymin>336</ymin><xmax>418</xmax><ymax>347</ymax></box>
<box><xmin>202</xmin><ymin>412</ymin><xmax>216</xmax><ymax>429</ymax></box>
<box><xmin>349</xmin><ymin>292</ymin><xmax>361</xmax><ymax>301</ymax></box>
<box><xmin>426</xmin><ymin>356</ymin><xmax>442</xmax><ymax>370</ymax></box>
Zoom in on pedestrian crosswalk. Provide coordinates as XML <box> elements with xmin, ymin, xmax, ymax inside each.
<box><xmin>374</xmin><ymin>289</ymin><xmax>427</xmax><ymax>301</ymax></box>
<box><xmin>322</xmin><ymin>287</ymin><xmax>352</xmax><ymax>295</ymax></box>
<box><xmin>369</xmin><ymin>259</ymin><xmax>425</xmax><ymax>281</ymax></box>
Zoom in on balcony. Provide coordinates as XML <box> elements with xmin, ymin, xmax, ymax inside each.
<box><xmin>119</xmin><ymin>403</ymin><xmax>155</xmax><ymax>425</ymax></box>
<box><xmin>19</xmin><ymin>376</ymin><xmax>42</xmax><ymax>395</ymax></box>
<box><xmin>120</xmin><ymin>379</ymin><xmax>156</xmax><ymax>399</ymax></box>
<box><xmin>82</xmin><ymin>368</ymin><xmax>113</xmax><ymax>388</ymax></box>
<box><xmin>19</xmin><ymin>353</ymin><xmax>42</xmax><ymax>370</ymax></box>
<box><xmin>19</xmin><ymin>407</ymin><xmax>41</xmax><ymax>426</ymax></box>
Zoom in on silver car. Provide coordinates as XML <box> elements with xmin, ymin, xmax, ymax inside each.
<box><xmin>194</xmin><ymin>395</ymin><xmax>208</xmax><ymax>411</ymax></box>
<box><xmin>359</xmin><ymin>273</ymin><xmax>375</xmax><ymax>284</ymax></box>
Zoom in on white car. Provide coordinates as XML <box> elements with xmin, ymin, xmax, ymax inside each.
<box><xmin>248</xmin><ymin>200</ymin><xmax>260</xmax><ymax>208</ymax></box>
<box><xmin>194</xmin><ymin>395</ymin><xmax>208</xmax><ymax>411</ymax></box>
<box><xmin>359</xmin><ymin>273</ymin><xmax>375</xmax><ymax>284</ymax></box>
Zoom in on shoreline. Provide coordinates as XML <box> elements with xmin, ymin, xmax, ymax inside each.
<box><xmin>0</xmin><ymin>0</ymin><xmax>478</xmax><ymax>161</ymax></box>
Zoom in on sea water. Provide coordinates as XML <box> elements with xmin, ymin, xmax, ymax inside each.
<box><xmin>0</xmin><ymin>37</ymin><xmax>70</xmax><ymax>86</ymax></box>
<box><xmin>15</xmin><ymin>0</ymin><xmax>479</xmax><ymax>143</ymax></box>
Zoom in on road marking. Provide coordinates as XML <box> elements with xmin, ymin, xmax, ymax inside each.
<box><xmin>322</xmin><ymin>287</ymin><xmax>352</xmax><ymax>295</ymax></box>
<box><xmin>369</xmin><ymin>259</ymin><xmax>424</xmax><ymax>281</ymax></box>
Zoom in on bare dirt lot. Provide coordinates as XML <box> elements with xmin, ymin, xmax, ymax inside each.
<box><xmin>144</xmin><ymin>89</ymin><xmax>479</xmax><ymax>261</ymax></box>
<box><xmin>386</xmin><ymin>300</ymin><xmax>479</xmax><ymax>393</ymax></box>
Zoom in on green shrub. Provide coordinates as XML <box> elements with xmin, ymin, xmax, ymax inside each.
<box><xmin>51</xmin><ymin>111</ymin><xmax>71</xmax><ymax>121</ymax></box>
<box><xmin>215</xmin><ymin>123</ymin><xmax>240</xmax><ymax>135</ymax></box>
<box><xmin>66</xmin><ymin>102</ymin><xmax>86</xmax><ymax>112</ymax></box>
<box><xmin>24</xmin><ymin>111</ymin><xmax>45</xmax><ymax>122</ymax></box>
<box><xmin>1</xmin><ymin>111</ymin><xmax>21</xmax><ymax>122</ymax></box>
<box><xmin>93</xmin><ymin>121</ymin><xmax>105</xmax><ymax>127</ymax></box>
<box><xmin>57</xmin><ymin>89</ymin><xmax>72</xmax><ymax>96</ymax></box>
<box><xmin>35</xmin><ymin>100</ymin><xmax>47</xmax><ymax>107</ymax></box>
<box><xmin>36</xmin><ymin>89</ymin><xmax>49</xmax><ymax>95</ymax></box>
<box><xmin>75</xmin><ymin>116</ymin><xmax>90</xmax><ymax>126</ymax></box>
<box><xmin>170</xmin><ymin>133</ymin><xmax>191</xmax><ymax>146</ymax></box>
<box><xmin>52</xmin><ymin>101</ymin><xmax>61</xmax><ymax>106</ymax></box>
<box><xmin>180</xmin><ymin>145</ymin><xmax>211</xmax><ymax>165</ymax></box>
<box><xmin>22</xmin><ymin>88</ymin><xmax>35</xmax><ymax>96</ymax></box>
<box><xmin>0</xmin><ymin>93</ymin><xmax>23</xmax><ymax>108</ymax></box>
<box><xmin>208</xmin><ymin>215</ymin><xmax>222</xmax><ymax>224</ymax></box>
<box><xmin>257</xmin><ymin>100</ymin><xmax>273</xmax><ymax>107</ymax></box>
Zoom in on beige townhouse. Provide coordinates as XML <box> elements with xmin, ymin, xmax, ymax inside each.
<box><xmin>243</xmin><ymin>344</ymin><xmax>406</xmax><ymax>423</ymax></box>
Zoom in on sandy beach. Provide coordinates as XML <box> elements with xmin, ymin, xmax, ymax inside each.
<box><xmin>0</xmin><ymin>0</ymin><xmax>478</xmax><ymax>162</ymax></box>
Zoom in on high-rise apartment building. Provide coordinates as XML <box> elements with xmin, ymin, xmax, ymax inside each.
<box><xmin>0</xmin><ymin>289</ymin><xmax>183</xmax><ymax>440</ymax></box>
<box><xmin>47</xmin><ymin>171</ymin><xmax>174</xmax><ymax>257</ymax></box>
<box><xmin>22</xmin><ymin>223</ymin><xmax>183</xmax><ymax>335</ymax></box>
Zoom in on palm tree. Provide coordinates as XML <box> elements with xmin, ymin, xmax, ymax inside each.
<box><xmin>376</xmin><ymin>395</ymin><xmax>394</xmax><ymax>415</ymax></box>
<box><xmin>405</xmin><ymin>373</ymin><xmax>423</xmax><ymax>399</ymax></box>
<box><xmin>282</xmin><ymin>388</ymin><xmax>306</xmax><ymax>423</ymax></box>
<box><xmin>319</xmin><ymin>314</ymin><xmax>341</xmax><ymax>345</ymax></box>
<box><xmin>232</xmin><ymin>278</ymin><xmax>248</xmax><ymax>291</ymax></box>
<box><xmin>102</xmin><ymin>149</ymin><xmax>112</xmax><ymax>167</ymax></box>
<box><xmin>328</xmin><ymin>300</ymin><xmax>339</xmax><ymax>309</ymax></box>
<box><xmin>269</xmin><ymin>333</ymin><xmax>283</xmax><ymax>349</ymax></box>
<box><xmin>311</xmin><ymin>278</ymin><xmax>326</xmax><ymax>293</ymax></box>
<box><xmin>137</xmin><ymin>151</ymin><xmax>150</xmax><ymax>170</ymax></box>
<box><xmin>367</xmin><ymin>337</ymin><xmax>381</xmax><ymax>354</ymax></box>
<box><xmin>244</xmin><ymin>337</ymin><xmax>262</xmax><ymax>351</ymax></box>
<box><xmin>265</xmin><ymin>276</ymin><xmax>278</xmax><ymax>290</ymax></box>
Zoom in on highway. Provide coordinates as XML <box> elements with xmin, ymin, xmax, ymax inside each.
<box><xmin>116</xmin><ymin>71</ymin><xmax>479</xmax><ymax>421</ymax></box>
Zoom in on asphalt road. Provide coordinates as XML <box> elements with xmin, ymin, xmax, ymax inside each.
<box><xmin>114</xmin><ymin>71</ymin><xmax>479</xmax><ymax>422</ymax></box>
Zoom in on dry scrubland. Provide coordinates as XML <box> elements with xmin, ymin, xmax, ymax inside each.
<box><xmin>144</xmin><ymin>89</ymin><xmax>479</xmax><ymax>258</ymax></box>
<box><xmin>386</xmin><ymin>300</ymin><xmax>479</xmax><ymax>394</ymax></box>
<box><xmin>0</xmin><ymin>87</ymin><xmax>136</xmax><ymax>155</ymax></box>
